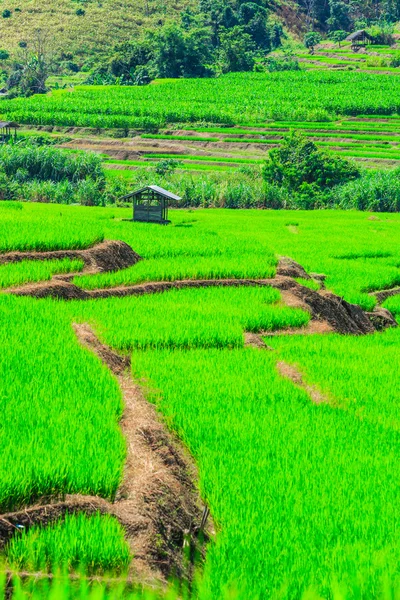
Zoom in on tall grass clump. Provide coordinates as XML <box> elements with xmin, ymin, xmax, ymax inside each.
<box><xmin>333</xmin><ymin>170</ymin><xmax>400</xmax><ymax>212</ymax></box>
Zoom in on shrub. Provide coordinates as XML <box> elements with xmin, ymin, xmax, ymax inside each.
<box><xmin>154</xmin><ymin>158</ymin><xmax>182</xmax><ymax>176</ymax></box>
<box><xmin>0</xmin><ymin>50</ymin><xmax>10</xmax><ymax>60</ymax></box>
<box><xmin>2</xmin><ymin>9</ymin><xmax>11</xmax><ymax>18</ymax></box>
<box><xmin>304</xmin><ymin>32</ymin><xmax>322</xmax><ymax>52</ymax></box>
<box><xmin>263</xmin><ymin>131</ymin><xmax>360</xmax><ymax>193</ymax></box>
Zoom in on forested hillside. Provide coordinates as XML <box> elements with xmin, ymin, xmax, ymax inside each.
<box><xmin>0</xmin><ymin>0</ymin><xmax>398</xmax><ymax>60</ymax></box>
<box><xmin>0</xmin><ymin>0</ymin><xmax>399</xmax><ymax>94</ymax></box>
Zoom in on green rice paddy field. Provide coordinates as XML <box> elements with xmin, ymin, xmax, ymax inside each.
<box><xmin>4</xmin><ymin>71</ymin><xmax>400</xmax><ymax>171</ymax></box>
<box><xmin>1</xmin><ymin>203</ymin><xmax>400</xmax><ymax>599</ymax></box>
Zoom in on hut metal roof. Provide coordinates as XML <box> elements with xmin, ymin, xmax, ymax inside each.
<box><xmin>121</xmin><ymin>185</ymin><xmax>182</xmax><ymax>201</ymax></box>
<box><xmin>0</xmin><ymin>121</ymin><xmax>19</xmax><ymax>129</ymax></box>
<box><xmin>346</xmin><ymin>30</ymin><xmax>373</xmax><ymax>41</ymax></box>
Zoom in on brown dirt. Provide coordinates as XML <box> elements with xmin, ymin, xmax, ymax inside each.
<box><xmin>276</xmin><ymin>257</ymin><xmax>311</xmax><ymax>279</ymax></box>
<box><xmin>276</xmin><ymin>361</ymin><xmax>329</xmax><ymax>405</ymax></box>
<box><xmin>244</xmin><ymin>332</ymin><xmax>274</xmax><ymax>349</ymax></box>
<box><xmin>265</xmin><ymin>320</ymin><xmax>334</xmax><ymax>337</ymax></box>
<box><xmin>72</xmin><ymin>323</ymin><xmax>209</xmax><ymax>584</ymax></box>
<box><xmin>372</xmin><ymin>287</ymin><xmax>400</xmax><ymax>304</ymax></box>
<box><xmin>0</xmin><ymin>240</ymin><xmax>141</xmax><ymax>273</ymax></box>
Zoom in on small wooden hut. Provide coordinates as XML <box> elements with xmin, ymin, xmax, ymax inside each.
<box><xmin>121</xmin><ymin>185</ymin><xmax>181</xmax><ymax>224</ymax></box>
<box><xmin>0</xmin><ymin>121</ymin><xmax>18</xmax><ymax>144</ymax></box>
<box><xmin>346</xmin><ymin>30</ymin><xmax>373</xmax><ymax>50</ymax></box>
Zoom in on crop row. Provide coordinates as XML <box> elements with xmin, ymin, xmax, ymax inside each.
<box><xmin>3</xmin><ymin>72</ymin><xmax>400</xmax><ymax>129</ymax></box>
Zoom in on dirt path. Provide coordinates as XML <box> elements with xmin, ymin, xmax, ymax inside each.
<box><xmin>0</xmin><ymin>240</ymin><xmax>141</xmax><ymax>273</ymax></box>
<box><xmin>276</xmin><ymin>361</ymin><xmax>330</xmax><ymax>405</ymax></box>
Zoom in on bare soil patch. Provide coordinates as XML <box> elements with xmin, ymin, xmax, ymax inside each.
<box><xmin>276</xmin><ymin>361</ymin><xmax>329</xmax><ymax>405</ymax></box>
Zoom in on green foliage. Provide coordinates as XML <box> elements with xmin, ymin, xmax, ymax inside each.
<box><xmin>154</xmin><ymin>158</ymin><xmax>182</xmax><ymax>176</ymax></box>
<box><xmin>263</xmin><ymin>131</ymin><xmax>360</xmax><ymax>195</ymax></box>
<box><xmin>218</xmin><ymin>26</ymin><xmax>257</xmax><ymax>72</ymax></box>
<box><xmin>303</xmin><ymin>31</ymin><xmax>322</xmax><ymax>52</ymax></box>
<box><xmin>331</xmin><ymin>29</ymin><xmax>348</xmax><ymax>46</ymax></box>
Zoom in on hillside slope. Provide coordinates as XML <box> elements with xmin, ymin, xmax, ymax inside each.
<box><xmin>0</xmin><ymin>0</ymin><xmax>196</xmax><ymax>57</ymax></box>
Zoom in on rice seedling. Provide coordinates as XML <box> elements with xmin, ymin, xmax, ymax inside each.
<box><xmin>5</xmin><ymin>513</ymin><xmax>131</xmax><ymax>574</ymax></box>
<box><xmin>0</xmin><ymin>294</ymin><xmax>125</xmax><ymax>511</ymax></box>
<box><xmin>131</xmin><ymin>341</ymin><xmax>400</xmax><ymax>599</ymax></box>
<box><xmin>0</xmin><ymin>259</ymin><xmax>84</xmax><ymax>289</ymax></box>
<box><xmin>73</xmin><ymin>286</ymin><xmax>310</xmax><ymax>350</ymax></box>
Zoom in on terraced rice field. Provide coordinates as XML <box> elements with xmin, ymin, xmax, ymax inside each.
<box><xmin>1</xmin><ymin>202</ymin><xmax>400</xmax><ymax>599</ymax></box>
<box><xmin>5</xmin><ymin>75</ymin><xmax>400</xmax><ymax>170</ymax></box>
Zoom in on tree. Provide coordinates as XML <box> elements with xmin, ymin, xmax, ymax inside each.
<box><xmin>7</xmin><ymin>30</ymin><xmax>55</xmax><ymax>96</ymax></box>
<box><xmin>327</xmin><ymin>0</ymin><xmax>351</xmax><ymax>32</ymax></box>
<box><xmin>304</xmin><ymin>31</ymin><xmax>322</xmax><ymax>54</ymax></box>
<box><xmin>302</xmin><ymin>0</ymin><xmax>317</xmax><ymax>30</ymax></box>
<box><xmin>218</xmin><ymin>26</ymin><xmax>256</xmax><ymax>72</ymax></box>
<box><xmin>331</xmin><ymin>29</ymin><xmax>348</xmax><ymax>46</ymax></box>
<box><xmin>263</xmin><ymin>131</ymin><xmax>360</xmax><ymax>193</ymax></box>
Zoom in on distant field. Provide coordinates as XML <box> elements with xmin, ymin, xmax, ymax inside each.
<box><xmin>294</xmin><ymin>41</ymin><xmax>400</xmax><ymax>73</ymax></box>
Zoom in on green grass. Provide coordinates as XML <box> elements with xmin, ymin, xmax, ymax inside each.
<box><xmin>5</xmin><ymin>513</ymin><xmax>131</xmax><ymax>574</ymax></box>
<box><xmin>0</xmin><ymin>293</ymin><xmax>125</xmax><ymax>511</ymax></box>
<box><xmin>0</xmin><ymin>258</ymin><xmax>84</xmax><ymax>289</ymax></box>
<box><xmin>0</xmin><ymin>0</ymin><xmax>196</xmax><ymax>57</ymax></box>
<box><xmin>74</xmin><ymin>287</ymin><xmax>309</xmax><ymax>350</ymax></box>
<box><xmin>0</xmin><ymin>203</ymin><xmax>104</xmax><ymax>252</ymax></box>
<box><xmin>131</xmin><ymin>340</ymin><xmax>400</xmax><ymax>598</ymax></box>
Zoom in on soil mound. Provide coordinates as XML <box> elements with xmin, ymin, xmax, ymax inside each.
<box><xmin>277</xmin><ymin>257</ymin><xmax>311</xmax><ymax>280</ymax></box>
<box><xmin>0</xmin><ymin>240</ymin><xmax>141</xmax><ymax>273</ymax></box>
<box><xmin>274</xmin><ymin>277</ymin><xmax>375</xmax><ymax>335</ymax></box>
<box><xmin>11</xmin><ymin>280</ymin><xmax>90</xmax><ymax>300</ymax></box>
<box><xmin>366</xmin><ymin>307</ymin><xmax>398</xmax><ymax>331</ymax></box>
